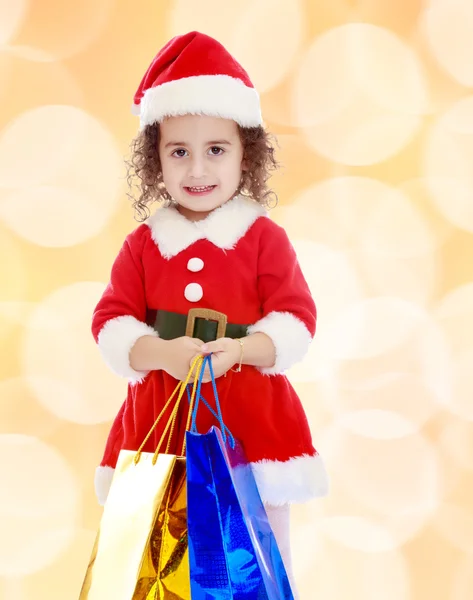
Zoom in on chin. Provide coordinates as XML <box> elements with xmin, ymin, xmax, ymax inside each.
<box><xmin>177</xmin><ymin>195</ymin><xmax>232</xmax><ymax>213</ymax></box>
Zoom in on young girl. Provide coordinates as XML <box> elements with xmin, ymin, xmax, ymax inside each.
<box><xmin>92</xmin><ymin>30</ymin><xmax>328</xmax><ymax>596</ymax></box>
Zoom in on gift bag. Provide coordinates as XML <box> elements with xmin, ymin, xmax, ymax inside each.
<box><xmin>79</xmin><ymin>356</ymin><xmax>205</xmax><ymax>600</ymax></box>
<box><xmin>186</xmin><ymin>355</ymin><xmax>295</xmax><ymax>600</ymax></box>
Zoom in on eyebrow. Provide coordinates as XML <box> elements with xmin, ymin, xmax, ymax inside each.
<box><xmin>164</xmin><ymin>139</ymin><xmax>233</xmax><ymax>148</ymax></box>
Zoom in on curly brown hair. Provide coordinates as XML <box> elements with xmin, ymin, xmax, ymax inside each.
<box><xmin>126</xmin><ymin>123</ymin><xmax>279</xmax><ymax>222</ymax></box>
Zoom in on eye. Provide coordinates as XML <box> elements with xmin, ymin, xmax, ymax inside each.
<box><xmin>209</xmin><ymin>146</ymin><xmax>224</xmax><ymax>156</ymax></box>
<box><xmin>172</xmin><ymin>148</ymin><xmax>188</xmax><ymax>158</ymax></box>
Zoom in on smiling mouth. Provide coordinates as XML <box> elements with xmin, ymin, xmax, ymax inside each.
<box><xmin>184</xmin><ymin>185</ymin><xmax>217</xmax><ymax>195</ymax></box>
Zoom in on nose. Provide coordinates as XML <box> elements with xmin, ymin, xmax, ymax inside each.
<box><xmin>187</xmin><ymin>154</ymin><xmax>207</xmax><ymax>179</ymax></box>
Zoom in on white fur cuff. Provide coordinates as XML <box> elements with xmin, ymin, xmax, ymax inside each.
<box><xmin>247</xmin><ymin>311</ymin><xmax>313</xmax><ymax>374</ymax></box>
<box><xmin>95</xmin><ymin>465</ymin><xmax>115</xmax><ymax>506</ymax></box>
<box><xmin>251</xmin><ymin>453</ymin><xmax>329</xmax><ymax>506</ymax></box>
<box><xmin>97</xmin><ymin>315</ymin><xmax>158</xmax><ymax>384</ymax></box>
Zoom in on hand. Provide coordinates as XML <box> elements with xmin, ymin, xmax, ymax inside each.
<box><xmin>161</xmin><ymin>336</ymin><xmax>205</xmax><ymax>381</ymax></box>
<box><xmin>192</xmin><ymin>337</ymin><xmax>241</xmax><ymax>382</ymax></box>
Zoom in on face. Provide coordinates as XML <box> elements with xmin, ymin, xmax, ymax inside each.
<box><xmin>158</xmin><ymin>114</ymin><xmax>245</xmax><ymax>220</ymax></box>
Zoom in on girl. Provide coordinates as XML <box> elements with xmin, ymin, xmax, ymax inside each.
<box><xmin>92</xmin><ymin>30</ymin><xmax>328</xmax><ymax>596</ymax></box>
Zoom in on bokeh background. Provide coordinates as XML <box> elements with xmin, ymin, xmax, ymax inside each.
<box><xmin>1</xmin><ymin>0</ymin><xmax>473</xmax><ymax>598</ymax></box>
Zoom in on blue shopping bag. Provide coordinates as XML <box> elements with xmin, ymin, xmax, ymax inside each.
<box><xmin>186</xmin><ymin>355</ymin><xmax>294</xmax><ymax>599</ymax></box>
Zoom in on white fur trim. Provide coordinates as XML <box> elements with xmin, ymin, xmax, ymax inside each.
<box><xmin>147</xmin><ymin>195</ymin><xmax>266</xmax><ymax>259</ymax></box>
<box><xmin>184</xmin><ymin>282</ymin><xmax>203</xmax><ymax>302</ymax></box>
<box><xmin>138</xmin><ymin>75</ymin><xmax>262</xmax><ymax>129</ymax></box>
<box><xmin>97</xmin><ymin>315</ymin><xmax>158</xmax><ymax>384</ymax></box>
<box><xmin>247</xmin><ymin>311</ymin><xmax>313</xmax><ymax>374</ymax></box>
<box><xmin>131</xmin><ymin>102</ymin><xmax>141</xmax><ymax>116</ymax></box>
<box><xmin>95</xmin><ymin>465</ymin><xmax>115</xmax><ymax>506</ymax></box>
<box><xmin>251</xmin><ymin>453</ymin><xmax>329</xmax><ymax>506</ymax></box>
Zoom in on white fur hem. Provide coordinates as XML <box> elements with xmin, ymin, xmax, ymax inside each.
<box><xmin>137</xmin><ymin>75</ymin><xmax>262</xmax><ymax>129</ymax></box>
<box><xmin>97</xmin><ymin>315</ymin><xmax>158</xmax><ymax>384</ymax></box>
<box><xmin>95</xmin><ymin>454</ymin><xmax>328</xmax><ymax>507</ymax></box>
<box><xmin>95</xmin><ymin>465</ymin><xmax>115</xmax><ymax>506</ymax></box>
<box><xmin>251</xmin><ymin>453</ymin><xmax>329</xmax><ymax>506</ymax></box>
<box><xmin>247</xmin><ymin>311</ymin><xmax>313</xmax><ymax>374</ymax></box>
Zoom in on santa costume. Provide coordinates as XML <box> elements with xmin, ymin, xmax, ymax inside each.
<box><xmin>92</xmin><ymin>31</ymin><xmax>329</xmax><ymax>507</ymax></box>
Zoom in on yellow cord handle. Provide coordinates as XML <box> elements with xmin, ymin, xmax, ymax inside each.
<box><xmin>134</xmin><ymin>355</ymin><xmax>204</xmax><ymax>465</ymax></box>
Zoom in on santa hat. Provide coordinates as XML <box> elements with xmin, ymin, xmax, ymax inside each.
<box><xmin>132</xmin><ymin>31</ymin><xmax>262</xmax><ymax>129</ymax></box>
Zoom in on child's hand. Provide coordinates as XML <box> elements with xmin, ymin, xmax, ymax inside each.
<box><xmin>161</xmin><ymin>336</ymin><xmax>205</xmax><ymax>381</ymax></box>
<box><xmin>193</xmin><ymin>338</ymin><xmax>241</xmax><ymax>382</ymax></box>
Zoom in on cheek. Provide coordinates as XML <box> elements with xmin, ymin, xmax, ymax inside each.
<box><xmin>160</xmin><ymin>158</ymin><xmax>178</xmax><ymax>182</ymax></box>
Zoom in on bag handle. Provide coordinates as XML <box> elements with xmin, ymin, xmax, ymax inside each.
<box><xmin>134</xmin><ymin>355</ymin><xmax>204</xmax><ymax>465</ymax></box>
<box><xmin>185</xmin><ymin>385</ymin><xmax>234</xmax><ymax>443</ymax></box>
<box><xmin>190</xmin><ymin>354</ymin><xmax>235</xmax><ymax>448</ymax></box>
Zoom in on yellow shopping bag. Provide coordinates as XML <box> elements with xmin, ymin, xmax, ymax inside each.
<box><xmin>79</xmin><ymin>356</ymin><xmax>205</xmax><ymax>600</ymax></box>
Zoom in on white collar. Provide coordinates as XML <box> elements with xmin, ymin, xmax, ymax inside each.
<box><xmin>146</xmin><ymin>195</ymin><xmax>267</xmax><ymax>259</ymax></box>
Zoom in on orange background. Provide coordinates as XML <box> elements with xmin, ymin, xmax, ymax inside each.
<box><xmin>1</xmin><ymin>1</ymin><xmax>473</xmax><ymax>598</ymax></box>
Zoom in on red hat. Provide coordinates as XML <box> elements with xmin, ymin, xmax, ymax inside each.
<box><xmin>132</xmin><ymin>31</ymin><xmax>262</xmax><ymax>129</ymax></box>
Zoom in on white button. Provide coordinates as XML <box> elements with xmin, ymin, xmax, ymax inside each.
<box><xmin>187</xmin><ymin>257</ymin><xmax>204</xmax><ymax>272</ymax></box>
<box><xmin>184</xmin><ymin>283</ymin><xmax>203</xmax><ymax>302</ymax></box>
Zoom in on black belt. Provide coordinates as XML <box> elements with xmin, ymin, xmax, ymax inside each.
<box><xmin>146</xmin><ymin>308</ymin><xmax>248</xmax><ymax>343</ymax></box>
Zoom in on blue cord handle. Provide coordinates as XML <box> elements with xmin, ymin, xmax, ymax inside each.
<box><xmin>189</xmin><ymin>354</ymin><xmax>235</xmax><ymax>448</ymax></box>
<box><xmin>186</xmin><ymin>386</ymin><xmax>234</xmax><ymax>445</ymax></box>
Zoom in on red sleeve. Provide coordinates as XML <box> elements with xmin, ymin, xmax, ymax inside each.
<box><xmin>92</xmin><ymin>225</ymin><xmax>158</xmax><ymax>384</ymax></box>
<box><xmin>247</xmin><ymin>219</ymin><xmax>316</xmax><ymax>374</ymax></box>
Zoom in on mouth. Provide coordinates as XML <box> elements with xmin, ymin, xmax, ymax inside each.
<box><xmin>183</xmin><ymin>185</ymin><xmax>217</xmax><ymax>196</ymax></box>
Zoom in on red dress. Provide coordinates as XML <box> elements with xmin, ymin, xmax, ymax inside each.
<box><xmin>92</xmin><ymin>196</ymin><xmax>328</xmax><ymax>506</ymax></box>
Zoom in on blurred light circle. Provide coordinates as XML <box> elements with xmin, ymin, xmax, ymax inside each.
<box><xmin>14</xmin><ymin>0</ymin><xmax>115</xmax><ymax>61</ymax></box>
<box><xmin>1</xmin><ymin>186</ymin><xmax>112</xmax><ymax>247</ymax></box>
<box><xmin>0</xmin><ymin>106</ymin><xmax>123</xmax><ymax>246</ymax></box>
<box><xmin>422</xmin><ymin>0</ymin><xmax>473</xmax><ymax>87</ymax></box>
<box><xmin>168</xmin><ymin>0</ymin><xmax>252</xmax><ymax>49</ymax></box>
<box><xmin>360</xmin><ymin>184</ymin><xmax>439</xmax><ymax>258</ymax></box>
<box><xmin>0</xmin><ymin>377</ymin><xmax>61</xmax><ymax>437</ymax></box>
<box><xmin>397</xmin><ymin>178</ymin><xmax>454</xmax><ymax>249</ymax></box>
<box><xmin>231</xmin><ymin>0</ymin><xmax>304</xmax><ymax>93</ymax></box>
<box><xmin>349</xmin><ymin>23</ymin><xmax>428</xmax><ymax>114</ymax></box>
<box><xmin>324</xmin><ymin>297</ymin><xmax>427</xmax><ymax>360</ymax></box>
<box><xmin>336</xmin><ymin>409</ymin><xmax>417</xmax><ymax>440</ymax></box>
<box><xmin>0</xmin><ymin>236</ymin><xmax>28</xmax><ymax>340</ymax></box>
<box><xmin>0</xmin><ymin>0</ymin><xmax>28</xmax><ymax>44</ymax></box>
<box><xmin>424</xmin><ymin>96</ymin><xmax>473</xmax><ymax>234</ymax></box>
<box><xmin>440</xmin><ymin>418</ymin><xmax>473</xmax><ymax>473</ymax></box>
<box><xmin>288</xmin><ymin>240</ymin><xmax>363</xmax><ymax>383</ymax></box>
<box><xmin>322</xmin><ymin>371</ymin><xmax>442</xmax><ymax>433</ymax></box>
<box><xmin>23</xmin><ymin>529</ymin><xmax>97</xmax><ymax>600</ymax></box>
<box><xmin>0</xmin><ymin>47</ymin><xmax>83</xmax><ymax>118</ymax></box>
<box><xmin>452</xmin><ymin>555</ymin><xmax>473</xmax><ymax>600</ymax></box>
<box><xmin>433</xmin><ymin>503</ymin><xmax>473</xmax><ymax>555</ymax></box>
<box><xmin>434</xmin><ymin>283</ymin><xmax>473</xmax><ymax>420</ymax></box>
<box><xmin>169</xmin><ymin>0</ymin><xmax>303</xmax><ymax>94</ymax></box>
<box><xmin>293</xmin><ymin>24</ymin><xmax>426</xmax><ymax>165</ymax></box>
<box><xmin>303</xmin><ymin>98</ymin><xmax>421</xmax><ymax>166</ymax></box>
<box><xmin>22</xmin><ymin>282</ymin><xmax>127</xmax><ymax>425</ymax></box>
<box><xmin>318</xmin><ymin>516</ymin><xmax>397</xmax><ymax>553</ymax></box>
<box><xmin>292</xmin><ymin>26</ymin><xmax>357</xmax><ymax>127</ymax></box>
<box><xmin>321</xmin><ymin>421</ymin><xmax>442</xmax><ymax>518</ymax></box>
<box><xmin>0</xmin><ymin>434</ymin><xmax>79</xmax><ymax>576</ymax></box>
<box><xmin>276</xmin><ymin>176</ymin><xmax>440</xmax><ymax>255</ymax></box>
<box><xmin>296</xmin><ymin>541</ymin><xmax>409</xmax><ymax>600</ymax></box>
<box><xmin>292</xmin><ymin>240</ymin><xmax>364</xmax><ymax>324</ymax></box>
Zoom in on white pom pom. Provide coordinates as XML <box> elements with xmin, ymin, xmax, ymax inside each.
<box><xmin>184</xmin><ymin>283</ymin><xmax>203</xmax><ymax>302</ymax></box>
<box><xmin>187</xmin><ymin>257</ymin><xmax>204</xmax><ymax>272</ymax></box>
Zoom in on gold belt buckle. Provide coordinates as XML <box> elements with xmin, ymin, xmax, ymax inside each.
<box><xmin>185</xmin><ymin>308</ymin><xmax>228</xmax><ymax>339</ymax></box>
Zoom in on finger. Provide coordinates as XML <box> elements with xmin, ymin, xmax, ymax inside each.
<box><xmin>200</xmin><ymin>340</ymin><xmax>225</xmax><ymax>353</ymax></box>
<box><xmin>191</xmin><ymin>338</ymin><xmax>205</xmax><ymax>347</ymax></box>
